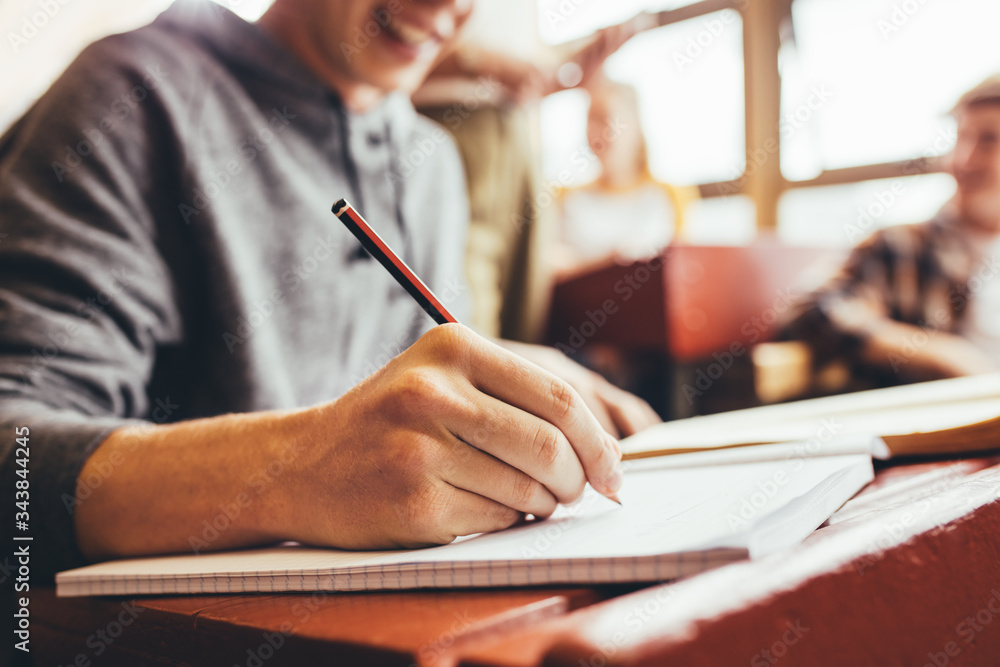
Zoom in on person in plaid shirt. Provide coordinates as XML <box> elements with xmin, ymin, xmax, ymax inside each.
<box><xmin>781</xmin><ymin>74</ymin><xmax>1000</xmax><ymax>391</ymax></box>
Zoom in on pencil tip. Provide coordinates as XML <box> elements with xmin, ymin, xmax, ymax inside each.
<box><xmin>606</xmin><ymin>492</ymin><xmax>622</xmax><ymax>506</ymax></box>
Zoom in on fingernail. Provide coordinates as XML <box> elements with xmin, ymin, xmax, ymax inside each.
<box><xmin>603</xmin><ymin>462</ymin><xmax>623</xmax><ymax>494</ymax></box>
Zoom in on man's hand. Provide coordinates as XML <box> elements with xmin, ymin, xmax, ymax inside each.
<box><xmin>76</xmin><ymin>325</ymin><xmax>638</xmax><ymax>561</ymax></box>
<box><xmin>254</xmin><ymin>325</ymin><xmax>627</xmax><ymax>551</ymax></box>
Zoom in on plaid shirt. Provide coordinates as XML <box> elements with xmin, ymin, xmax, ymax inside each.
<box><xmin>780</xmin><ymin>207</ymin><xmax>985</xmax><ymax>387</ymax></box>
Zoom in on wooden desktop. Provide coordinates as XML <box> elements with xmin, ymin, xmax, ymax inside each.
<box><xmin>33</xmin><ymin>455</ymin><xmax>1000</xmax><ymax>666</ymax></box>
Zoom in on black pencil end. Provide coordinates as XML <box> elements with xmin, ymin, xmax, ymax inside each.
<box><xmin>332</xmin><ymin>199</ymin><xmax>348</xmax><ymax>215</ymax></box>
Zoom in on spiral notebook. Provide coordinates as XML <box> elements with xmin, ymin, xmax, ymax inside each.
<box><xmin>55</xmin><ymin>436</ymin><xmax>876</xmax><ymax>597</ymax></box>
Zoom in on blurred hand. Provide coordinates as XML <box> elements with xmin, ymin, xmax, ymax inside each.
<box><xmin>497</xmin><ymin>339</ymin><xmax>662</xmax><ymax>438</ymax></box>
<box><xmin>573</xmin><ymin>12</ymin><xmax>657</xmax><ymax>86</ymax></box>
<box><xmin>458</xmin><ymin>49</ymin><xmax>557</xmax><ymax>103</ymax></box>
<box><xmin>862</xmin><ymin>319</ymin><xmax>1000</xmax><ymax>381</ymax></box>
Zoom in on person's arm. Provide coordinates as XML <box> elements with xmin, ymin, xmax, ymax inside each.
<box><xmin>780</xmin><ymin>227</ymin><xmax>1000</xmax><ymax>385</ymax></box>
<box><xmin>76</xmin><ymin>324</ymin><xmax>624</xmax><ymax>560</ymax></box>
<box><xmin>0</xmin><ymin>37</ymin><xmax>190</xmax><ymax>580</ymax></box>
<box><xmin>858</xmin><ymin>318</ymin><xmax>1000</xmax><ymax>381</ymax></box>
<box><xmin>417</xmin><ymin>11</ymin><xmax>654</xmax><ymax>106</ymax></box>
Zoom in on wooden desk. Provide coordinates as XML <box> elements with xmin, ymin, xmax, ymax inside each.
<box><xmin>33</xmin><ymin>457</ymin><xmax>1000</xmax><ymax>666</ymax></box>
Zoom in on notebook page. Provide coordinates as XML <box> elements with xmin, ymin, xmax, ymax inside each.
<box><xmin>362</xmin><ymin>452</ymin><xmax>872</xmax><ymax>565</ymax></box>
<box><xmin>57</xmin><ymin>448</ymin><xmax>873</xmax><ymax>595</ymax></box>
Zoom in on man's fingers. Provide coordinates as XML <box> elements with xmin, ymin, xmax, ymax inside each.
<box><xmin>599</xmin><ymin>383</ymin><xmax>662</xmax><ymax>437</ymax></box>
<box><xmin>445</xmin><ymin>392</ymin><xmax>587</xmax><ymax>504</ymax></box>
<box><xmin>574</xmin><ymin>385</ymin><xmax>620</xmax><ymax>438</ymax></box>
<box><xmin>438</xmin><ymin>432</ymin><xmax>560</xmax><ymax>517</ymax></box>
<box><xmin>423</xmin><ymin>486</ymin><xmax>526</xmax><ymax>543</ymax></box>
<box><xmin>465</xmin><ymin>338</ymin><xmax>622</xmax><ymax>498</ymax></box>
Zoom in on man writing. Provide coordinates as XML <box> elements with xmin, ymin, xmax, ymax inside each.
<box><xmin>0</xmin><ymin>0</ymin><xmax>659</xmax><ymax>581</ymax></box>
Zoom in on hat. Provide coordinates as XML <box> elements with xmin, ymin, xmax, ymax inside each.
<box><xmin>951</xmin><ymin>73</ymin><xmax>1000</xmax><ymax>114</ymax></box>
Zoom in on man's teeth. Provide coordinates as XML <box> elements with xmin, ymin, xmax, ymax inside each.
<box><xmin>391</xmin><ymin>21</ymin><xmax>433</xmax><ymax>46</ymax></box>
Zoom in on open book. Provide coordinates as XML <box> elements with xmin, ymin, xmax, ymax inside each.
<box><xmin>56</xmin><ymin>437</ymin><xmax>875</xmax><ymax>597</ymax></box>
<box><xmin>624</xmin><ymin>373</ymin><xmax>1000</xmax><ymax>461</ymax></box>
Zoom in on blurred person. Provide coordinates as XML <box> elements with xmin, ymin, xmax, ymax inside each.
<box><xmin>0</xmin><ymin>0</ymin><xmax>661</xmax><ymax>587</ymax></box>
<box><xmin>779</xmin><ymin>74</ymin><xmax>1000</xmax><ymax>390</ymax></box>
<box><xmin>554</xmin><ymin>77</ymin><xmax>699</xmax><ymax>279</ymax></box>
<box><xmin>415</xmin><ymin>2</ymin><xmax>657</xmax><ymax>341</ymax></box>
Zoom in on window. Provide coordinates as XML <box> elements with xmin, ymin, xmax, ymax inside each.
<box><xmin>539</xmin><ymin>0</ymin><xmax>1000</xmax><ymax>243</ymax></box>
<box><xmin>781</xmin><ymin>0</ymin><xmax>1000</xmax><ymax>180</ymax></box>
<box><xmin>539</xmin><ymin>8</ymin><xmax>746</xmax><ymax>189</ymax></box>
<box><xmin>537</xmin><ymin>0</ymin><xmax>704</xmax><ymax>44</ymax></box>
<box><xmin>778</xmin><ymin>173</ymin><xmax>956</xmax><ymax>246</ymax></box>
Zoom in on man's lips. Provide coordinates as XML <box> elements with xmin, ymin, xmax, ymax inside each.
<box><xmin>381</xmin><ymin>12</ymin><xmax>449</xmax><ymax>57</ymax></box>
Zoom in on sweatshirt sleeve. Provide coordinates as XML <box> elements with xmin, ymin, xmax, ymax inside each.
<box><xmin>0</xmin><ymin>37</ymin><xmax>184</xmax><ymax>582</ymax></box>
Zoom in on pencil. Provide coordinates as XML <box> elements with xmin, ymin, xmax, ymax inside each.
<box><xmin>332</xmin><ymin>199</ymin><xmax>458</xmax><ymax>326</ymax></box>
<box><xmin>333</xmin><ymin>198</ymin><xmax>622</xmax><ymax>506</ymax></box>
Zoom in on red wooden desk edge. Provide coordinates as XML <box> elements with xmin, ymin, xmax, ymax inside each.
<box><xmin>456</xmin><ymin>458</ymin><xmax>1000</xmax><ymax>667</ymax></box>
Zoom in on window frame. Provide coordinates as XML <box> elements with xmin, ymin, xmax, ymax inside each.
<box><xmin>654</xmin><ymin>0</ymin><xmax>940</xmax><ymax>230</ymax></box>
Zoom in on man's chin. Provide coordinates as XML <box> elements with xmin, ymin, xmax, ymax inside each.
<box><xmin>957</xmin><ymin>197</ymin><xmax>1000</xmax><ymax>232</ymax></box>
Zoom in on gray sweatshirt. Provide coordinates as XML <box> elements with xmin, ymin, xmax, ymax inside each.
<box><xmin>0</xmin><ymin>0</ymin><xmax>469</xmax><ymax>581</ymax></box>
